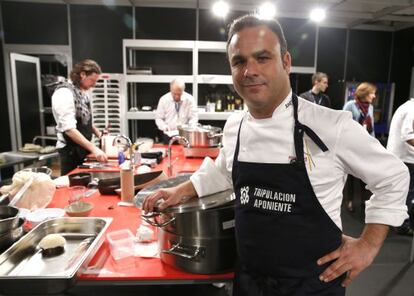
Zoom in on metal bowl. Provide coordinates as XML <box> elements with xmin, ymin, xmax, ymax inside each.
<box><xmin>0</xmin><ymin>206</ymin><xmax>20</xmax><ymax>234</ymax></box>
<box><xmin>21</xmin><ymin>166</ymin><xmax>52</xmax><ymax>176</ymax></box>
<box><xmin>65</xmin><ymin>202</ymin><xmax>94</xmax><ymax>217</ymax></box>
<box><xmin>0</xmin><ymin>218</ymin><xmax>24</xmax><ymax>252</ymax></box>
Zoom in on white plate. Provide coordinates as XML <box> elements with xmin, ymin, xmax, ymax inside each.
<box><xmin>26</xmin><ymin>208</ymin><xmax>66</xmax><ymax>227</ymax></box>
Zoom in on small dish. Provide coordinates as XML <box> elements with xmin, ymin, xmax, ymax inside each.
<box><xmin>68</xmin><ymin>173</ymin><xmax>92</xmax><ymax>187</ymax></box>
<box><xmin>65</xmin><ymin>202</ymin><xmax>93</xmax><ymax>217</ymax></box>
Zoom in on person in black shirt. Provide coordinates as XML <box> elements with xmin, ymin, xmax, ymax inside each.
<box><xmin>300</xmin><ymin>72</ymin><xmax>331</xmax><ymax>108</ymax></box>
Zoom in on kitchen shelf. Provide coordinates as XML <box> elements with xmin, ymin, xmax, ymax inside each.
<box><xmin>123</xmin><ymin>39</ymin><xmax>315</xmax><ymax>138</ymax></box>
<box><xmin>126</xmin><ymin>111</ymin><xmax>235</xmax><ymax>121</ymax></box>
<box><xmin>125</xmin><ymin>75</ymin><xmax>194</xmax><ymax>83</ymax></box>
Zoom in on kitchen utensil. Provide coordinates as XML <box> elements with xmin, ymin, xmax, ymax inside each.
<box><xmin>178</xmin><ymin>124</ymin><xmax>223</xmax><ymax>148</ymax></box>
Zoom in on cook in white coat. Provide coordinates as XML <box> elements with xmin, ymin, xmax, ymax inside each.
<box><xmin>387</xmin><ymin>98</ymin><xmax>414</xmax><ymax>234</ymax></box>
<box><xmin>155</xmin><ymin>79</ymin><xmax>198</xmax><ymax>143</ymax></box>
<box><xmin>144</xmin><ymin>15</ymin><xmax>408</xmax><ymax>294</ymax></box>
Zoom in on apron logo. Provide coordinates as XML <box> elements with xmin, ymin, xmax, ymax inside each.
<box><xmin>240</xmin><ymin>186</ymin><xmax>250</xmax><ymax>204</ymax></box>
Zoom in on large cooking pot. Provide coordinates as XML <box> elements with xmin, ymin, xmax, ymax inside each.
<box><xmin>0</xmin><ymin>218</ymin><xmax>24</xmax><ymax>252</ymax></box>
<box><xmin>0</xmin><ymin>206</ymin><xmax>20</xmax><ymax>234</ymax></box>
<box><xmin>139</xmin><ymin>176</ymin><xmax>236</xmax><ymax>274</ymax></box>
<box><xmin>178</xmin><ymin>124</ymin><xmax>222</xmax><ymax>148</ymax></box>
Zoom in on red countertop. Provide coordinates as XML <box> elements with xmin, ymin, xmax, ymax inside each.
<box><xmin>50</xmin><ymin>145</ymin><xmax>234</xmax><ymax>283</ymax></box>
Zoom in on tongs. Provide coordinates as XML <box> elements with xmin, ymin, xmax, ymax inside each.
<box><xmin>9</xmin><ymin>177</ymin><xmax>34</xmax><ymax>207</ymax></box>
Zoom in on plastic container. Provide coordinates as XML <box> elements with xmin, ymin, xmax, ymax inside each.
<box><xmin>106</xmin><ymin>229</ymin><xmax>135</xmax><ymax>260</ymax></box>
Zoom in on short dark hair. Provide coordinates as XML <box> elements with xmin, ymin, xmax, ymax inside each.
<box><xmin>312</xmin><ymin>72</ymin><xmax>328</xmax><ymax>85</ymax></box>
<box><xmin>70</xmin><ymin>59</ymin><xmax>101</xmax><ymax>87</ymax></box>
<box><xmin>227</xmin><ymin>14</ymin><xmax>288</xmax><ymax>58</ymax></box>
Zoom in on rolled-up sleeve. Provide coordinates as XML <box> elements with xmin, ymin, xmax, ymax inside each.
<box><xmin>336</xmin><ymin>115</ymin><xmax>409</xmax><ymax>226</ymax></box>
<box><xmin>190</xmin><ymin>150</ymin><xmax>233</xmax><ymax>197</ymax></box>
<box><xmin>52</xmin><ymin>88</ymin><xmax>76</xmax><ymax>132</ymax></box>
<box><xmin>400</xmin><ymin>112</ymin><xmax>414</xmax><ymax>142</ymax></box>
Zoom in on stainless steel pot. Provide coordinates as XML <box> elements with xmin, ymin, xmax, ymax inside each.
<box><xmin>0</xmin><ymin>206</ymin><xmax>20</xmax><ymax>234</ymax></box>
<box><xmin>141</xmin><ymin>181</ymin><xmax>236</xmax><ymax>274</ymax></box>
<box><xmin>178</xmin><ymin>125</ymin><xmax>222</xmax><ymax>148</ymax></box>
<box><xmin>158</xmin><ymin>227</ymin><xmax>236</xmax><ymax>274</ymax></box>
<box><xmin>0</xmin><ymin>218</ymin><xmax>24</xmax><ymax>251</ymax></box>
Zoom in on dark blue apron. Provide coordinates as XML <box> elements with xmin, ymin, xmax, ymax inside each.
<box><xmin>232</xmin><ymin>93</ymin><xmax>345</xmax><ymax>296</ymax></box>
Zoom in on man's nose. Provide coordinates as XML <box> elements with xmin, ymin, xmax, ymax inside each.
<box><xmin>244</xmin><ymin>60</ymin><xmax>259</xmax><ymax>77</ymax></box>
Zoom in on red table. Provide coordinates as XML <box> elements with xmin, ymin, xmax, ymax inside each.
<box><xmin>51</xmin><ymin>145</ymin><xmax>234</xmax><ymax>285</ymax></box>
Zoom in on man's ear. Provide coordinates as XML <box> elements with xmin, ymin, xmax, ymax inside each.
<box><xmin>282</xmin><ymin>52</ymin><xmax>291</xmax><ymax>74</ymax></box>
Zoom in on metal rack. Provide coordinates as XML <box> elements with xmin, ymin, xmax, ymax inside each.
<box><xmin>91</xmin><ymin>73</ymin><xmax>126</xmax><ymax>144</ymax></box>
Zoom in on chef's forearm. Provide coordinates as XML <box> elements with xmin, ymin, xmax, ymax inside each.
<box><xmin>360</xmin><ymin>224</ymin><xmax>389</xmax><ymax>251</ymax></box>
<box><xmin>407</xmin><ymin>139</ymin><xmax>414</xmax><ymax>147</ymax></box>
<box><xmin>64</xmin><ymin>129</ymin><xmax>96</xmax><ymax>153</ymax></box>
<box><xmin>178</xmin><ymin>180</ymin><xmax>199</xmax><ymax>198</ymax></box>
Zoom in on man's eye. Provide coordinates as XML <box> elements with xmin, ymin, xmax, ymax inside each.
<box><xmin>232</xmin><ymin>60</ymin><xmax>243</xmax><ymax>66</ymax></box>
<box><xmin>258</xmin><ymin>56</ymin><xmax>270</xmax><ymax>62</ymax></box>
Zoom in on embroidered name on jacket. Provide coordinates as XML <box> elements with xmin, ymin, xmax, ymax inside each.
<box><xmin>241</xmin><ymin>187</ymin><xmax>296</xmax><ymax>213</ymax></box>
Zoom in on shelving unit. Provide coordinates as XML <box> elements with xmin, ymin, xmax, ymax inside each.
<box><xmin>91</xmin><ymin>73</ymin><xmax>125</xmax><ymax>144</ymax></box>
<box><xmin>122</xmin><ymin>39</ymin><xmax>315</xmax><ymax>138</ymax></box>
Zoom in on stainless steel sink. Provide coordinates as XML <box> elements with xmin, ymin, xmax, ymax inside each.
<box><xmin>0</xmin><ymin>151</ymin><xmax>38</xmax><ymax>169</ymax></box>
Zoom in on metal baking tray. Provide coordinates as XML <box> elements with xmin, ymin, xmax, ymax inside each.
<box><xmin>0</xmin><ymin>217</ymin><xmax>112</xmax><ymax>294</ymax></box>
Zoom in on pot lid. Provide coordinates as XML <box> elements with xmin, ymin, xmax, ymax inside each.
<box><xmin>161</xmin><ymin>189</ymin><xmax>235</xmax><ymax>214</ymax></box>
<box><xmin>179</xmin><ymin>124</ymin><xmax>221</xmax><ymax>133</ymax></box>
<box><xmin>134</xmin><ymin>174</ymin><xmax>234</xmax><ymax>213</ymax></box>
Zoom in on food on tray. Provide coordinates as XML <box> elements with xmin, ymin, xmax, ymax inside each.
<box><xmin>39</xmin><ymin>146</ymin><xmax>56</xmax><ymax>154</ymax></box>
<box><xmin>21</xmin><ymin>143</ymin><xmax>42</xmax><ymax>152</ymax></box>
<box><xmin>38</xmin><ymin>234</ymin><xmax>66</xmax><ymax>257</ymax></box>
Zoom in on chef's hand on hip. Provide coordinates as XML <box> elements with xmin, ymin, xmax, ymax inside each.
<box><xmin>317</xmin><ymin>234</ymin><xmax>378</xmax><ymax>287</ymax></box>
<box><xmin>143</xmin><ymin>187</ymin><xmax>181</xmax><ymax>213</ymax></box>
<box><xmin>93</xmin><ymin>147</ymin><xmax>108</xmax><ymax>163</ymax></box>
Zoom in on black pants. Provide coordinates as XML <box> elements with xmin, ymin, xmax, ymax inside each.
<box><xmin>58</xmin><ymin>146</ymin><xmax>86</xmax><ymax>175</ymax></box>
<box><xmin>405</xmin><ymin>163</ymin><xmax>414</xmax><ymax>227</ymax></box>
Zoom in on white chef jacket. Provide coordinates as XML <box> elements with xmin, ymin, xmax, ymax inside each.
<box><xmin>387</xmin><ymin>98</ymin><xmax>414</xmax><ymax>164</ymax></box>
<box><xmin>190</xmin><ymin>91</ymin><xmax>409</xmax><ymax>229</ymax></box>
<box><xmin>52</xmin><ymin>86</ymin><xmax>90</xmax><ymax>149</ymax></box>
<box><xmin>155</xmin><ymin>91</ymin><xmax>198</xmax><ymax>132</ymax></box>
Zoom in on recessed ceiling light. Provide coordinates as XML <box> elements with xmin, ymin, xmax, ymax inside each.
<box><xmin>212</xmin><ymin>1</ymin><xmax>230</xmax><ymax>18</ymax></box>
<box><xmin>258</xmin><ymin>2</ymin><xmax>277</xmax><ymax>20</ymax></box>
<box><xmin>310</xmin><ymin>8</ymin><xmax>326</xmax><ymax>22</ymax></box>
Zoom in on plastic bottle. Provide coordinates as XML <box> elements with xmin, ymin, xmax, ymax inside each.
<box><xmin>118</xmin><ymin>148</ymin><xmax>125</xmax><ymax>165</ymax></box>
<box><xmin>120</xmin><ymin>161</ymin><xmax>134</xmax><ymax>202</ymax></box>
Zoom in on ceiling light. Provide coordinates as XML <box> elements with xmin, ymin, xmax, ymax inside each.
<box><xmin>212</xmin><ymin>1</ymin><xmax>229</xmax><ymax>18</ymax></box>
<box><xmin>310</xmin><ymin>8</ymin><xmax>326</xmax><ymax>22</ymax></box>
<box><xmin>258</xmin><ymin>2</ymin><xmax>277</xmax><ymax>20</ymax></box>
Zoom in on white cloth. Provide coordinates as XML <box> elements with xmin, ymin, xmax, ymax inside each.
<box><xmin>387</xmin><ymin>98</ymin><xmax>414</xmax><ymax>164</ymax></box>
<box><xmin>52</xmin><ymin>85</ymin><xmax>92</xmax><ymax>149</ymax></box>
<box><xmin>155</xmin><ymin>91</ymin><xmax>198</xmax><ymax>132</ymax></box>
<box><xmin>190</xmin><ymin>92</ymin><xmax>409</xmax><ymax>229</ymax></box>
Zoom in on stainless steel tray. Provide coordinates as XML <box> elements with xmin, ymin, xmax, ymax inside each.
<box><xmin>0</xmin><ymin>217</ymin><xmax>112</xmax><ymax>294</ymax></box>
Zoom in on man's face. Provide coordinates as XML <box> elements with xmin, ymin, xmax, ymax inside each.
<box><xmin>316</xmin><ymin>77</ymin><xmax>328</xmax><ymax>92</ymax></box>
<box><xmin>79</xmin><ymin>72</ymin><xmax>99</xmax><ymax>90</ymax></box>
<box><xmin>227</xmin><ymin>25</ymin><xmax>291</xmax><ymax>115</ymax></box>
<box><xmin>170</xmin><ymin>85</ymin><xmax>184</xmax><ymax>102</ymax></box>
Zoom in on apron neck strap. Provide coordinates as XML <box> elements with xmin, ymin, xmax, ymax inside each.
<box><xmin>292</xmin><ymin>94</ymin><xmax>329</xmax><ymax>166</ymax></box>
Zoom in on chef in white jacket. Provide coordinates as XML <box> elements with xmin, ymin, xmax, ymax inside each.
<box><xmin>144</xmin><ymin>15</ymin><xmax>408</xmax><ymax>295</ymax></box>
<box><xmin>155</xmin><ymin>78</ymin><xmax>198</xmax><ymax>143</ymax></box>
